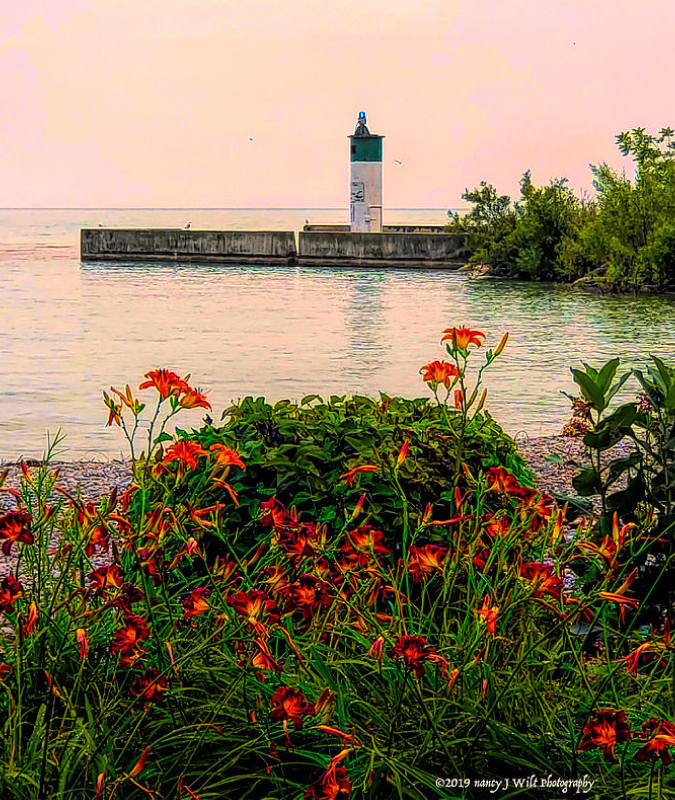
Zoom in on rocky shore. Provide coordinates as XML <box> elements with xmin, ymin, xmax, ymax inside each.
<box><xmin>0</xmin><ymin>434</ymin><xmax>632</xmax><ymax>511</ymax></box>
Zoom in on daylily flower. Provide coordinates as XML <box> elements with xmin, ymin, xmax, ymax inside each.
<box><xmin>103</xmin><ymin>391</ymin><xmax>122</xmax><ymax>426</ymax></box>
<box><xmin>339</xmin><ymin>465</ymin><xmax>380</xmax><ymax>487</ymax></box>
<box><xmin>270</xmin><ymin>686</ymin><xmax>315</xmax><ymax>730</ymax></box>
<box><xmin>419</xmin><ymin>360</ymin><xmax>458</xmax><ymax>389</ymax></box>
<box><xmin>112</xmin><ymin>615</ymin><xmax>150</xmax><ymax>666</ymax></box>
<box><xmin>178</xmin><ymin>388</ymin><xmax>211</xmax><ymax>410</ymax></box>
<box><xmin>284</xmin><ymin>575</ymin><xmax>332</xmax><ymax>620</ymax></box>
<box><xmin>407</xmin><ymin>545</ymin><xmax>448</xmax><ymax>582</ymax></box>
<box><xmin>484</xmin><ymin>467</ymin><xmax>522</xmax><ymax>495</ymax></box>
<box><xmin>258</xmin><ymin>497</ymin><xmax>288</xmax><ymax>527</ymax></box>
<box><xmin>367</xmin><ymin>635</ymin><xmax>385</xmax><ymax>662</ymax></box>
<box><xmin>634</xmin><ymin>718</ymin><xmax>675</xmax><ymax>765</ymax></box>
<box><xmin>396</xmin><ymin>440</ymin><xmax>409</xmax><ymax>467</ymax></box>
<box><xmin>227</xmin><ymin>590</ymin><xmax>279</xmax><ymax>633</ymax></box>
<box><xmin>249</xmin><ymin>637</ymin><xmax>284</xmax><ymax>673</ymax></box>
<box><xmin>107</xmin><ymin>583</ymin><xmax>144</xmax><ymax>615</ymax></box>
<box><xmin>350</xmin><ymin>493</ymin><xmax>366</xmax><ymax>520</ymax></box>
<box><xmin>139</xmin><ymin>369</ymin><xmax>189</xmax><ymax>399</ymax></box>
<box><xmin>484</xmin><ymin>514</ymin><xmax>512</xmax><ymax>539</ymax></box>
<box><xmin>519</xmin><ymin>562</ymin><xmax>564</xmax><ymax>600</ymax></box>
<box><xmin>0</xmin><ymin>510</ymin><xmax>33</xmax><ymax>555</ymax></box>
<box><xmin>341</xmin><ymin>526</ymin><xmax>390</xmax><ymax>567</ymax></box>
<box><xmin>441</xmin><ymin>326</ymin><xmax>486</xmax><ymax>352</ymax></box>
<box><xmin>183</xmin><ymin>587</ymin><xmax>211</xmax><ymax>625</ymax></box>
<box><xmin>111</xmin><ymin>384</ymin><xmax>144</xmax><ymax>414</ymax></box>
<box><xmin>88</xmin><ymin>564</ymin><xmax>124</xmax><ymax>597</ymax></box>
<box><xmin>390</xmin><ymin>635</ymin><xmax>448</xmax><ymax>679</ymax></box>
<box><xmin>129</xmin><ymin>668</ymin><xmax>169</xmax><ymax>710</ymax></box>
<box><xmin>21</xmin><ymin>602</ymin><xmax>38</xmax><ymax>636</ymax></box>
<box><xmin>305</xmin><ymin>764</ymin><xmax>352</xmax><ymax>800</ymax></box>
<box><xmin>0</xmin><ymin>663</ymin><xmax>11</xmax><ymax>682</ymax></box>
<box><xmin>209</xmin><ymin>443</ymin><xmax>246</xmax><ymax>470</ymax></box>
<box><xmin>475</xmin><ymin>596</ymin><xmax>499</xmax><ymax>635</ymax></box>
<box><xmin>0</xmin><ymin>575</ymin><xmax>23</xmax><ymax>613</ymax></box>
<box><xmin>76</xmin><ymin>628</ymin><xmax>89</xmax><ymax>661</ymax></box>
<box><xmin>577</xmin><ymin>709</ymin><xmax>631</xmax><ymax>763</ymax></box>
<box><xmin>163</xmin><ymin>441</ymin><xmax>207</xmax><ymax>470</ymax></box>
<box><xmin>129</xmin><ymin>746</ymin><xmax>151</xmax><ymax>778</ymax></box>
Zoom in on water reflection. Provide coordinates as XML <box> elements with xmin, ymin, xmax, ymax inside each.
<box><xmin>3</xmin><ymin>247</ymin><xmax>675</xmax><ymax>458</ymax></box>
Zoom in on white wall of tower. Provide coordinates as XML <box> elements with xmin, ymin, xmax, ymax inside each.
<box><xmin>350</xmin><ymin>161</ymin><xmax>383</xmax><ymax>232</ymax></box>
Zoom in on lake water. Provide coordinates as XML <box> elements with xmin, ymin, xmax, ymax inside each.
<box><xmin>1</xmin><ymin>207</ymin><xmax>674</xmax><ymax>461</ymax></box>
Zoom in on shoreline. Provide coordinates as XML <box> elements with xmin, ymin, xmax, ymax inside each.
<box><xmin>0</xmin><ymin>435</ymin><xmax>629</xmax><ymax>508</ymax></box>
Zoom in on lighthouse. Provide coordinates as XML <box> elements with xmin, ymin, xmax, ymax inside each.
<box><xmin>349</xmin><ymin>112</ymin><xmax>384</xmax><ymax>232</ymax></box>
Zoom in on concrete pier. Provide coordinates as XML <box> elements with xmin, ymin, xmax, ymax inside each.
<box><xmin>80</xmin><ymin>228</ymin><xmax>469</xmax><ymax>268</ymax></box>
<box><xmin>81</xmin><ymin>229</ymin><xmax>297</xmax><ymax>264</ymax></box>
<box><xmin>297</xmin><ymin>231</ymin><xmax>468</xmax><ymax>267</ymax></box>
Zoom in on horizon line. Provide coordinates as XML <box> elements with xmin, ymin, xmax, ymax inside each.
<box><xmin>0</xmin><ymin>206</ymin><xmax>457</xmax><ymax>211</ymax></box>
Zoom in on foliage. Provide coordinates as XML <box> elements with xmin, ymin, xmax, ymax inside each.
<box><xmin>3</xmin><ymin>342</ymin><xmax>675</xmax><ymax>798</ymax></box>
<box><xmin>451</xmin><ymin>126</ymin><xmax>675</xmax><ymax>291</ymax></box>
<box><xmin>450</xmin><ymin>173</ymin><xmax>594</xmax><ymax>281</ymax></box>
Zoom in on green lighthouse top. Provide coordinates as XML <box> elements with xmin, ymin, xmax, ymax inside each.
<box><xmin>348</xmin><ymin>112</ymin><xmax>384</xmax><ymax>162</ymax></box>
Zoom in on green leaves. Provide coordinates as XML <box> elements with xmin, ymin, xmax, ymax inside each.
<box><xmin>570</xmin><ymin>359</ymin><xmax>630</xmax><ymax>413</ymax></box>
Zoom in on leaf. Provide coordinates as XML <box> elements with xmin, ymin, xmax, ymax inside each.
<box><xmin>572</xmin><ymin>468</ymin><xmax>603</xmax><ymax>496</ymax></box>
<box><xmin>153</xmin><ymin>432</ymin><xmax>174</xmax><ymax>444</ymax></box>
<box><xmin>651</xmin><ymin>355</ymin><xmax>673</xmax><ymax>393</ymax></box>
<box><xmin>596</xmin><ymin>358</ymin><xmax>620</xmax><ymax>394</ymax></box>
<box><xmin>604</xmin><ymin>370</ymin><xmax>631</xmax><ymax>404</ymax></box>
<box><xmin>570</xmin><ymin>369</ymin><xmax>604</xmax><ymax>410</ymax></box>
<box><xmin>301</xmin><ymin>394</ymin><xmax>321</xmax><ymax>406</ymax></box>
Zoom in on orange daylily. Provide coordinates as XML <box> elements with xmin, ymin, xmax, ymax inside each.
<box><xmin>139</xmin><ymin>369</ymin><xmax>189</xmax><ymax>399</ymax></box>
<box><xmin>339</xmin><ymin>464</ymin><xmax>380</xmax><ymax>487</ymax></box>
<box><xmin>367</xmin><ymin>635</ymin><xmax>385</xmax><ymax>661</ymax></box>
<box><xmin>76</xmin><ymin>628</ymin><xmax>89</xmax><ymax>661</ymax></box>
<box><xmin>209</xmin><ymin>443</ymin><xmax>246</xmax><ymax>470</ymax></box>
<box><xmin>419</xmin><ymin>360</ymin><xmax>458</xmax><ymax>389</ymax></box>
<box><xmin>577</xmin><ymin>709</ymin><xmax>631</xmax><ymax>763</ymax></box>
<box><xmin>475</xmin><ymin>596</ymin><xmax>499</xmax><ymax>635</ymax></box>
<box><xmin>441</xmin><ymin>326</ymin><xmax>486</xmax><ymax>352</ymax></box>
<box><xmin>396</xmin><ymin>440</ymin><xmax>409</xmax><ymax>467</ymax></box>
<box><xmin>407</xmin><ymin>544</ymin><xmax>448</xmax><ymax>582</ymax></box>
<box><xmin>163</xmin><ymin>441</ymin><xmax>207</xmax><ymax>470</ymax></box>
<box><xmin>178</xmin><ymin>388</ymin><xmax>211</xmax><ymax>410</ymax></box>
<box><xmin>390</xmin><ymin>635</ymin><xmax>448</xmax><ymax>679</ymax></box>
<box><xmin>635</xmin><ymin>719</ymin><xmax>675</xmax><ymax>765</ymax></box>
<box><xmin>111</xmin><ymin>384</ymin><xmax>143</xmax><ymax>414</ymax></box>
<box><xmin>0</xmin><ymin>510</ymin><xmax>33</xmax><ymax>555</ymax></box>
<box><xmin>129</xmin><ymin>668</ymin><xmax>169</xmax><ymax>710</ymax></box>
<box><xmin>88</xmin><ymin>564</ymin><xmax>124</xmax><ymax>596</ymax></box>
<box><xmin>183</xmin><ymin>588</ymin><xmax>211</xmax><ymax>624</ymax></box>
<box><xmin>0</xmin><ymin>576</ymin><xmax>23</xmax><ymax>613</ymax></box>
<box><xmin>270</xmin><ymin>686</ymin><xmax>315</xmax><ymax>731</ymax></box>
<box><xmin>21</xmin><ymin>602</ymin><xmax>38</xmax><ymax>636</ymax></box>
<box><xmin>103</xmin><ymin>391</ymin><xmax>122</xmax><ymax>426</ymax></box>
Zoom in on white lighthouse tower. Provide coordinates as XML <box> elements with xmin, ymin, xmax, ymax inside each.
<box><xmin>349</xmin><ymin>112</ymin><xmax>384</xmax><ymax>232</ymax></box>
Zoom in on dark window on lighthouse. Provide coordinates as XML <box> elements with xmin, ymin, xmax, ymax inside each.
<box><xmin>351</xmin><ymin>145</ymin><xmax>356</xmax><ymax>154</ymax></box>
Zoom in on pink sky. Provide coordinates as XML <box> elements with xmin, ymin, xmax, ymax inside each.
<box><xmin>1</xmin><ymin>0</ymin><xmax>674</xmax><ymax>209</ymax></box>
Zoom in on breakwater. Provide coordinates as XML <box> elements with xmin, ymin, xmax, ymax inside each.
<box><xmin>81</xmin><ymin>229</ymin><xmax>297</xmax><ymax>264</ymax></box>
<box><xmin>80</xmin><ymin>228</ymin><xmax>468</xmax><ymax>267</ymax></box>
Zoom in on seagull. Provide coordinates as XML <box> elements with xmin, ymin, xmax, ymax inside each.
<box><xmin>248</xmin><ymin>137</ymin><xmax>254</xmax><ymax>142</ymax></box>
<box><xmin>394</xmin><ymin>159</ymin><xmax>403</xmax><ymax>165</ymax></box>
<box><xmin>305</xmin><ymin>219</ymin><xmax>309</xmax><ymax>225</ymax></box>
<box><xmin>185</xmin><ymin>221</ymin><xmax>191</xmax><ymax>229</ymax></box>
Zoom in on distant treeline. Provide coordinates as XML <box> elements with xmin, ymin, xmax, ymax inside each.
<box><xmin>447</xmin><ymin>127</ymin><xmax>675</xmax><ymax>292</ymax></box>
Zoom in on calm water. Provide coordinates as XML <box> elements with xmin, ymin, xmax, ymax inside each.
<box><xmin>1</xmin><ymin>207</ymin><xmax>674</xmax><ymax>460</ymax></box>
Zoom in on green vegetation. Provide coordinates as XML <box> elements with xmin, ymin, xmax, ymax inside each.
<box><xmin>448</xmin><ymin>127</ymin><xmax>675</xmax><ymax>292</ymax></box>
<box><xmin>3</xmin><ymin>333</ymin><xmax>675</xmax><ymax>798</ymax></box>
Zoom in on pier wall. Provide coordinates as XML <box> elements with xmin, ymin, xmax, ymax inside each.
<box><xmin>297</xmin><ymin>231</ymin><xmax>469</xmax><ymax>267</ymax></box>
<box><xmin>81</xmin><ymin>229</ymin><xmax>297</xmax><ymax>264</ymax></box>
<box><xmin>80</xmin><ymin>228</ymin><xmax>470</xmax><ymax>268</ymax></box>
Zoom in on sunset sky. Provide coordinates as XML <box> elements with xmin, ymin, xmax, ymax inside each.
<box><xmin>2</xmin><ymin>0</ymin><xmax>674</xmax><ymax>209</ymax></box>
